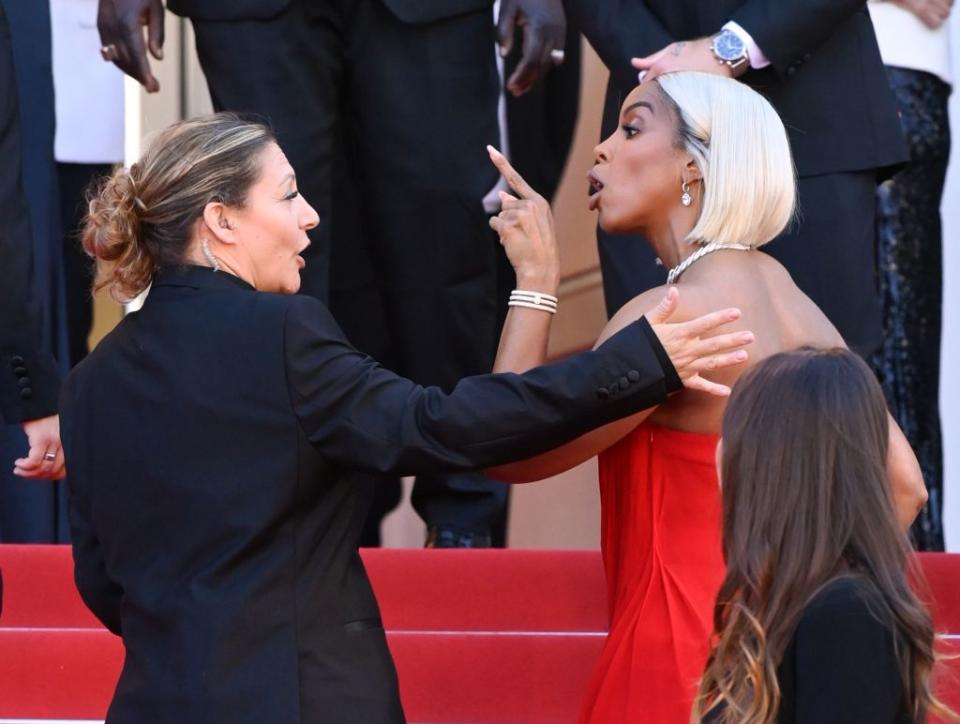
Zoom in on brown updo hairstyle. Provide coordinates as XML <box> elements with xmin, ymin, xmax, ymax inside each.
<box><xmin>83</xmin><ymin>112</ymin><xmax>276</xmax><ymax>302</ymax></box>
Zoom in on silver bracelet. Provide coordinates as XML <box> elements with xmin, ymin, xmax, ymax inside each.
<box><xmin>508</xmin><ymin>299</ymin><xmax>557</xmax><ymax>315</ymax></box>
<box><xmin>511</xmin><ymin>289</ymin><xmax>558</xmax><ymax>306</ymax></box>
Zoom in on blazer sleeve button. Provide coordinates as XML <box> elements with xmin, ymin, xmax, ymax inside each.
<box><xmin>19</xmin><ymin>388</ymin><xmax>33</xmax><ymax>399</ymax></box>
<box><xmin>17</xmin><ymin>377</ymin><xmax>31</xmax><ymax>389</ymax></box>
<box><xmin>619</xmin><ymin>376</ymin><xmax>630</xmax><ymax>391</ymax></box>
<box><xmin>13</xmin><ymin>366</ymin><xmax>27</xmax><ymax>377</ymax></box>
<box><xmin>597</xmin><ymin>387</ymin><xmax>610</xmax><ymax>400</ymax></box>
<box><xmin>11</xmin><ymin>355</ymin><xmax>25</xmax><ymax>367</ymax></box>
<box><xmin>627</xmin><ymin>370</ymin><xmax>641</xmax><ymax>383</ymax></box>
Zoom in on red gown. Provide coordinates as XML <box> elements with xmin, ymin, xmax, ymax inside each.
<box><xmin>579</xmin><ymin>422</ymin><xmax>725</xmax><ymax>724</ymax></box>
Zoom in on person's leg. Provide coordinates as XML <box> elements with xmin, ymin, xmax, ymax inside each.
<box><xmin>870</xmin><ymin>67</ymin><xmax>949</xmax><ymax>551</ymax></box>
<box><xmin>343</xmin><ymin>1</ymin><xmax>507</xmax><ymax>545</ymax></box>
<box><xmin>58</xmin><ymin>162</ymin><xmax>110</xmax><ymax>367</ymax></box>
<box><xmin>189</xmin><ymin>0</ymin><xmax>344</xmax><ymax>302</ymax></box>
<box><xmin>765</xmin><ymin>171</ymin><xmax>882</xmax><ymax>358</ymax></box>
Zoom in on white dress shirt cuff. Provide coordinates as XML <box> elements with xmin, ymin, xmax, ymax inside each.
<box><xmin>722</xmin><ymin>20</ymin><xmax>771</xmax><ymax>70</ymax></box>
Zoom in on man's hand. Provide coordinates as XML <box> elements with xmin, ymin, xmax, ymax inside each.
<box><xmin>631</xmin><ymin>37</ymin><xmax>744</xmax><ymax>84</ymax></box>
<box><xmin>646</xmin><ymin>288</ymin><xmax>752</xmax><ymax>397</ymax></box>
<box><xmin>497</xmin><ymin>0</ymin><xmax>566</xmax><ymax>97</ymax></box>
<box><xmin>14</xmin><ymin>415</ymin><xmax>65</xmax><ymax>480</ymax></box>
<box><xmin>97</xmin><ymin>0</ymin><xmax>165</xmax><ymax>93</ymax></box>
<box><xmin>894</xmin><ymin>0</ymin><xmax>953</xmax><ymax>29</ymax></box>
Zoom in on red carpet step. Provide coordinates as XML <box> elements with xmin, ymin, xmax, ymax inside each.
<box><xmin>1</xmin><ymin>546</ymin><xmax>958</xmax><ymax>723</ymax></box>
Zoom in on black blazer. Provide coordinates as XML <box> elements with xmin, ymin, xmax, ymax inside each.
<box><xmin>62</xmin><ymin>265</ymin><xmax>679</xmax><ymax>724</ymax></box>
<box><xmin>0</xmin><ymin>2</ymin><xmax>59</xmax><ymax>425</ymax></box>
<box><xmin>167</xmin><ymin>0</ymin><xmax>493</xmax><ymax>24</ymax></box>
<box><xmin>566</xmin><ymin>0</ymin><xmax>908</xmax><ymax>178</ymax></box>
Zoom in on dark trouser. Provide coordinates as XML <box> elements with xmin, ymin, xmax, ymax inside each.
<box><xmin>598</xmin><ymin>170</ymin><xmax>882</xmax><ymax>357</ymax></box>
<box><xmin>870</xmin><ymin>67</ymin><xmax>949</xmax><ymax>552</ymax></box>
<box><xmin>59</xmin><ymin>162</ymin><xmax>111</xmax><ymax>367</ymax></box>
<box><xmin>191</xmin><ymin>0</ymin><xmax>510</xmax><ymax>543</ymax></box>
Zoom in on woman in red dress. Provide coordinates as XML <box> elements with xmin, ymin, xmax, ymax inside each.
<box><xmin>485</xmin><ymin>71</ymin><xmax>928</xmax><ymax>723</ymax></box>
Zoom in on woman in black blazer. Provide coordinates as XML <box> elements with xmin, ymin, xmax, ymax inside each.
<box><xmin>696</xmin><ymin>349</ymin><xmax>953</xmax><ymax>724</ymax></box>
<box><xmin>61</xmin><ymin>113</ymin><xmax>751</xmax><ymax>724</ymax></box>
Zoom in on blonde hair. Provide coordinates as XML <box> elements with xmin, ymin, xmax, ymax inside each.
<box><xmin>83</xmin><ymin>113</ymin><xmax>275</xmax><ymax>302</ymax></box>
<box><xmin>655</xmin><ymin>72</ymin><xmax>797</xmax><ymax>248</ymax></box>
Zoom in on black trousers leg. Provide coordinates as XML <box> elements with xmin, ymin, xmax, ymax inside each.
<box><xmin>189</xmin><ymin>0</ymin><xmax>345</xmax><ymax>303</ymax></box>
<box><xmin>337</xmin><ymin>1</ymin><xmax>508</xmax><ymax>541</ymax></box>
<box><xmin>870</xmin><ymin>67</ymin><xmax>949</xmax><ymax>551</ymax></box>
<box><xmin>766</xmin><ymin>171</ymin><xmax>881</xmax><ymax>357</ymax></box>
<box><xmin>58</xmin><ymin>162</ymin><xmax>111</xmax><ymax>367</ymax></box>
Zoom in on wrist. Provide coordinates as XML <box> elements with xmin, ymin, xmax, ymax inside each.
<box><xmin>515</xmin><ymin>268</ymin><xmax>560</xmax><ymax>296</ymax></box>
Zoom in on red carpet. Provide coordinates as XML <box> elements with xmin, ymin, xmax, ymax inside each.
<box><xmin>1</xmin><ymin>546</ymin><xmax>958</xmax><ymax>723</ymax></box>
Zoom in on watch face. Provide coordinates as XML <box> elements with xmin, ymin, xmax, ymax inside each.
<box><xmin>714</xmin><ymin>31</ymin><xmax>746</xmax><ymax>62</ymax></box>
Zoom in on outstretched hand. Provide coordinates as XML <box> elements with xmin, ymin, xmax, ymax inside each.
<box><xmin>97</xmin><ymin>0</ymin><xmax>165</xmax><ymax>93</ymax></box>
<box><xmin>646</xmin><ymin>288</ymin><xmax>752</xmax><ymax>396</ymax></box>
<box><xmin>631</xmin><ymin>37</ymin><xmax>741</xmax><ymax>84</ymax></box>
<box><xmin>487</xmin><ymin>146</ymin><xmax>559</xmax><ymax>292</ymax></box>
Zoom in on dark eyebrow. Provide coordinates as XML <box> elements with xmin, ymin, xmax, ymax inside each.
<box><xmin>622</xmin><ymin>100</ymin><xmax>655</xmax><ymax>118</ymax></box>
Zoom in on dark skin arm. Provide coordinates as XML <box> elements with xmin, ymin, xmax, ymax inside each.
<box><xmin>97</xmin><ymin>0</ymin><xmax>164</xmax><ymax>93</ymax></box>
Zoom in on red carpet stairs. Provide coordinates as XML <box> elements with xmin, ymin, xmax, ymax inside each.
<box><xmin>1</xmin><ymin>546</ymin><xmax>958</xmax><ymax>723</ymax></box>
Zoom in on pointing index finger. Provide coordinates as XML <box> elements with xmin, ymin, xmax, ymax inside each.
<box><xmin>487</xmin><ymin>145</ymin><xmax>537</xmax><ymax>200</ymax></box>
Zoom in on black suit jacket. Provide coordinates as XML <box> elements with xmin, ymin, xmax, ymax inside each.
<box><xmin>566</xmin><ymin>0</ymin><xmax>908</xmax><ymax>178</ymax></box>
<box><xmin>167</xmin><ymin>0</ymin><xmax>493</xmax><ymax>23</ymax></box>
<box><xmin>62</xmin><ymin>265</ymin><xmax>679</xmax><ymax>723</ymax></box>
<box><xmin>0</xmin><ymin>2</ymin><xmax>59</xmax><ymax>424</ymax></box>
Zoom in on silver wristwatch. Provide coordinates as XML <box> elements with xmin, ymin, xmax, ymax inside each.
<box><xmin>711</xmin><ymin>29</ymin><xmax>750</xmax><ymax>73</ymax></box>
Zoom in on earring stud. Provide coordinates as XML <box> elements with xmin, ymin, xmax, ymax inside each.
<box><xmin>681</xmin><ymin>181</ymin><xmax>693</xmax><ymax>207</ymax></box>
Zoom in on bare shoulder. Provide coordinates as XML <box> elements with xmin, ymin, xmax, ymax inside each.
<box><xmin>595</xmin><ymin>285</ymin><xmax>671</xmax><ymax>348</ymax></box>
<box><xmin>594</xmin><ymin>283</ymin><xmax>719</xmax><ymax>348</ymax></box>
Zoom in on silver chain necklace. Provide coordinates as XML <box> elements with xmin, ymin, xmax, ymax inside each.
<box><xmin>666</xmin><ymin>241</ymin><xmax>753</xmax><ymax>285</ymax></box>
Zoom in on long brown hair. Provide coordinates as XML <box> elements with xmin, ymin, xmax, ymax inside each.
<box><xmin>694</xmin><ymin>348</ymin><xmax>953</xmax><ymax>723</ymax></box>
<box><xmin>83</xmin><ymin>113</ymin><xmax>275</xmax><ymax>302</ymax></box>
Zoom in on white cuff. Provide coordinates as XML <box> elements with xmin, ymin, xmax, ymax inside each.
<box><xmin>722</xmin><ymin>20</ymin><xmax>771</xmax><ymax>70</ymax></box>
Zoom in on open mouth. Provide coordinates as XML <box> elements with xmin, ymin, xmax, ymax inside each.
<box><xmin>587</xmin><ymin>170</ymin><xmax>604</xmax><ymax>210</ymax></box>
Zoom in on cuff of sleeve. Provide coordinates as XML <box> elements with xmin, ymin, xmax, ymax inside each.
<box><xmin>723</xmin><ymin>20</ymin><xmax>771</xmax><ymax>70</ymax></box>
<box><xmin>638</xmin><ymin>318</ymin><xmax>683</xmax><ymax>394</ymax></box>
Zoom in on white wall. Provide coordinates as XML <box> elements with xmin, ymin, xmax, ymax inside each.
<box><xmin>940</xmin><ymin>17</ymin><xmax>960</xmax><ymax>551</ymax></box>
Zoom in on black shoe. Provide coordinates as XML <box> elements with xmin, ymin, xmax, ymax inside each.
<box><xmin>424</xmin><ymin>526</ymin><xmax>492</xmax><ymax>548</ymax></box>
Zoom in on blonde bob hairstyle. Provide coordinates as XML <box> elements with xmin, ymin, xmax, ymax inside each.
<box><xmin>656</xmin><ymin>72</ymin><xmax>797</xmax><ymax>248</ymax></box>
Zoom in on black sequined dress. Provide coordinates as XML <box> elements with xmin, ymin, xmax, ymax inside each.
<box><xmin>871</xmin><ymin>66</ymin><xmax>951</xmax><ymax>551</ymax></box>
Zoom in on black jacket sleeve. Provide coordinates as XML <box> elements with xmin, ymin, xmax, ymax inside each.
<box><xmin>0</xmin><ymin>3</ymin><xmax>59</xmax><ymax>424</ymax></box>
<box><xmin>283</xmin><ymin>295</ymin><xmax>679</xmax><ymax>476</ymax></box>
<box><xmin>563</xmin><ymin>0</ymin><xmax>674</xmax><ymax>91</ymax></box>
<box><xmin>565</xmin><ymin>0</ymin><xmax>867</xmax><ymax>89</ymax></box>
<box><xmin>790</xmin><ymin>579</ymin><xmax>905</xmax><ymax>723</ymax></box>
<box><xmin>731</xmin><ymin>0</ymin><xmax>866</xmax><ymax>78</ymax></box>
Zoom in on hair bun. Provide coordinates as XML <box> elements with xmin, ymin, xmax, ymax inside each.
<box><xmin>83</xmin><ymin>165</ymin><xmax>155</xmax><ymax>302</ymax></box>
